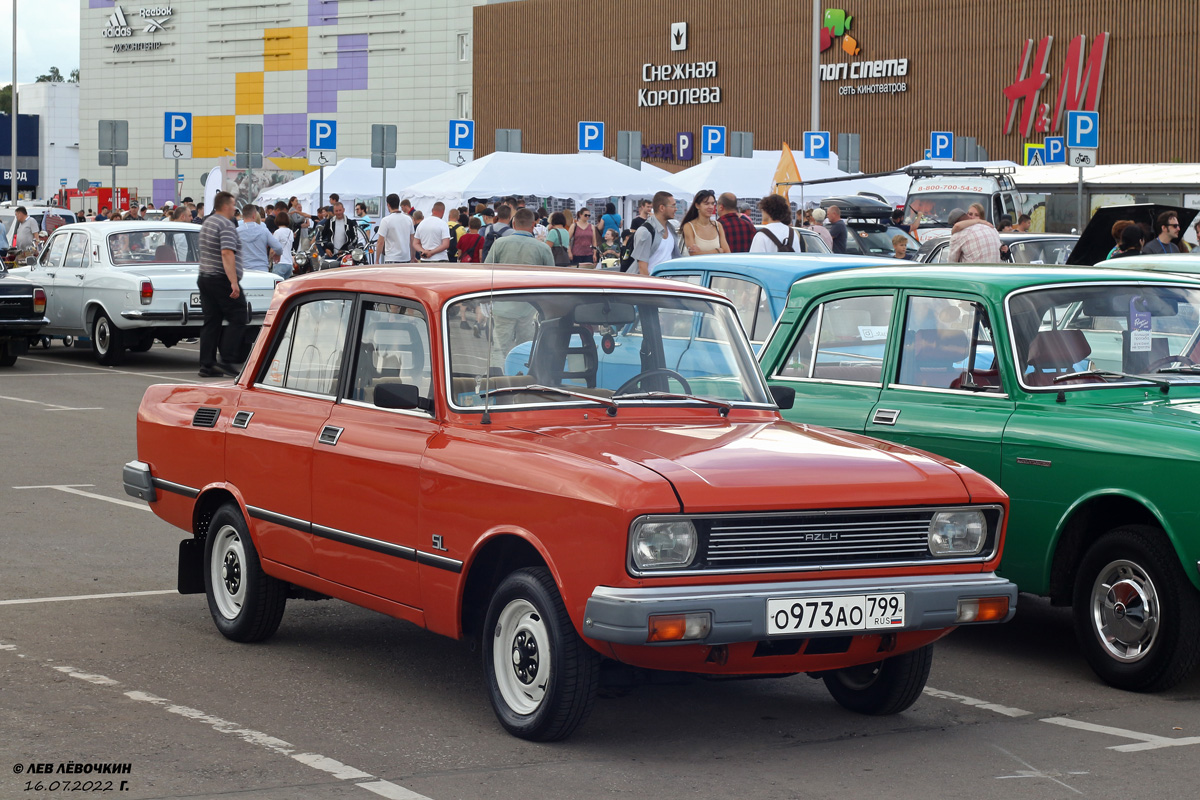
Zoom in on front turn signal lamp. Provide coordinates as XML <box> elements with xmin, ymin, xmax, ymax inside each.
<box><xmin>647</xmin><ymin>612</ymin><xmax>712</xmax><ymax>642</ymax></box>
<box><xmin>956</xmin><ymin>597</ymin><xmax>1010</xmax><ymax>623</ymax></box>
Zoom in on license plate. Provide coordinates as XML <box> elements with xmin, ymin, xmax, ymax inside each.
<box><xmin>190</xmin><ymin>292</ymin><xmax>202</xmax><ymax>307</ymax></box>
<box><xmin>767</xmin><ymin>594</ymin><xmax>905</xmax><ymax>636</ymax></box>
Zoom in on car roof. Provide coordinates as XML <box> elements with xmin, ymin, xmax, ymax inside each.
<box><xmin>784</xmin><ymin>263</ymin><xmax>1200</xmax><ymax>304</ymax></box>
<box><xmin>653</xmin><ymin>253</ymin><xmax>908</xmax><ymax>290</ymax></box>
<box><xmin>47</xmin><ymin>221</ymin><xmax>199</xmax><ymax>234</ymax></box>
<box><xmin>1092</xmin><ymin>254</ymin><xmax>1200</xmax><ymax>275</ymax></box>
<box><xmin>1</xmin><ymin>205</ymin><xmax>73</xmax><ymax>214</ymax></box>
<box><xmin>274</xmin><ymin>264</ymin><xmax>731</xmax><ymax>309</ymax></box>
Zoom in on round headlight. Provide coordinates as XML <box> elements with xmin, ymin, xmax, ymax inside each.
<box><xmin>351</xmin><ymin>248</ymin><xmax>365</xmax><ymax>262</ymax></box>
<box><xmin>632</xmin><ymin>519</ymin><xmax>698</xmax><ymax>570</ymax></box>
<box><xmin>295</xmin><ymin>252</ymin><xmax>309</xmax><ymax>266</ymax></box>
<box><xmin>928</xmin><ymin>510</ymin><xmax>987</xmax><ymax>556</ymax></box>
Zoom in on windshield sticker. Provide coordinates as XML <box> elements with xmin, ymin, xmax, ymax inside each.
<box><xmin>1130</xmin><ymin>297</ymin><xmax>1152</xmax><ymax>352</ymax></box>
<box><xmin>858</xmin><ymin>325</ymin><xmax>889</xmax><ymax>341</ymax></box>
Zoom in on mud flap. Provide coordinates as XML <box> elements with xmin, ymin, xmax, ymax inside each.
<box><xmin>178</xmin><ymin>538</ymin><xmax>205</xmax><ymax>594</ymax></box>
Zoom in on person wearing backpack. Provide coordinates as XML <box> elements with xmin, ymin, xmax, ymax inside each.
<box><xmin>749</xmin><ymin>194</ymin><xmax>799</xmax><ymax>253</ymax></box>
<box><xmin>445</xmin><ymin>209</ymin><xmax>465</xmax><ymax>262</ymax></box>
<box><xmin>457</xmin><ymin>216</ymin><xmax>485</xmax><ymax>263</ymax></box>
<box><xmin>545</xmin><ymin>211</ymin><xmax>571</xmax><ymax>266</ymax></box>
<box><xmin>480</xmin><ymin>204</ymin><xmax>513</xmax><ymax>261</ymax></box>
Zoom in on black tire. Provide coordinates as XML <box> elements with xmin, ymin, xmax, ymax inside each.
<box><xmin>91</xmin><ymin>310</ymin><xmax>126</xmax><ymax>366</ymax></box>
<box><xmin>1072</xmin><ymin>525</ymin><xmax>1200</xmax><ymax>692</ymax></box>
<box><xmin>128</xmin><ymin>336</ymin><xmax>154</xmax><ymax>353</ymax></box>
<box><xmin>823</xmin><ymin>644</ymin><xmax>933</xmax><ymax>715</ymax></box>
<box><xmin>482</xmin><ymin>567</ymin><xmax>600</xmax><ymax>741</ymax></box>
<box><xmin>0</xmin><ymin>342</ymin><xmax>17</xmax><ymax>367</ymax></box>
<box><xmin>203</xmin><ymin>503</ymin><xmax>287</xmax><ymax>643</ymax></box>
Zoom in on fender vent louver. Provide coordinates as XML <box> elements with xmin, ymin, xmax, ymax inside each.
<box><xmin>192</xmin><ymin>407</ymin><xmax>221</xmax><ymax>428</ymax></box>
<box><xmin>318</xmin><ymin>425</ymin><xmax>344</xmax><ymax>446</ymax></box>
<box><xmin>232</xmin><ymin>410</ymin><xmax>253</xmax><ymax>428</ymax></box>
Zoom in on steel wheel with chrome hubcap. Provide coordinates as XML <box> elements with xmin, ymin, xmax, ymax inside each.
<box><xmin>1073</xmin><ymin>525</ymin><xmax>1200</xmax><ymax>692</ymax></box>
<box><xmin>482</xmin><ymin>567</ymin><xmax>599</xmax><ymax>741</ymax></box>
<box><xmin>203</xmin><ymin>503</ymin><xmax>287</xmax><ymax>643</ymax></box>
<box><xmin>91</xmin><ymin>310</ymin><xmax>126</xmax><ymax>366</ymax></box>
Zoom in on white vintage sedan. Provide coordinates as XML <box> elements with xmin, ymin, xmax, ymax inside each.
<box><xmin>10</xmin><ymin>222</ymin><xmax>281</xmax><ymax>365</ymax></box>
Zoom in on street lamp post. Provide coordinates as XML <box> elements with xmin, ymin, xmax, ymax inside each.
<box><xmin>810</xmin><ymin>0</ymin><xmax>820</xmax><ymax>131</ymax></box>
<box><xmin>10</xmin><ymin>0</ymin><xmax>17</xmax><ymax>203</ymax></box>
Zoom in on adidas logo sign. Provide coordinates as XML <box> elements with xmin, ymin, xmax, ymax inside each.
<box><xmin>102</xmin><ymin>5</ymin><xmax>134</xmax><ymax>37</ymax></box>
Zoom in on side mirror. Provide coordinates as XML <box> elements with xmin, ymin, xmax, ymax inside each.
<box><xmin>374</xmin><ymin>381</ymin><xmax>421</xmax><ymax>410</ymax></box>
<box><xmin>769</xmin><ymin>385</ymin><xmax>795</xmax><ymax>410</ymax></box>
<box><xmin>24</xmin><ymin>256</ymin><xmax>36</xmax><ymax>266</ymax></box>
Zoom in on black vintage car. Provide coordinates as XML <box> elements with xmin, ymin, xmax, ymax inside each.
<box><xmin>0</xmin><ymin>250</ymin><xmax>49</xmax><ymax>366</ymax></box>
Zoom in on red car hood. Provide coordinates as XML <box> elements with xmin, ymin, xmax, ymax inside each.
<box><xmin>516</xmin><ymin>419</ymin><xmax>972</xmax><ymax>513</ymax></box>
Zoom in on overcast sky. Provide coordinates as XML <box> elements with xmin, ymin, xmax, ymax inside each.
<box><xmin>1</xmin><ymin>0</ymin><xmax>81</xmax><ymax>87</ymax></box>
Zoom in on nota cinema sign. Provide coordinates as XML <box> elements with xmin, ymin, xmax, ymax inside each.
<box><xmin>1003</xmin><ymin>33</ymin><xmax>1109</xmax><ymax>137</ymax></box>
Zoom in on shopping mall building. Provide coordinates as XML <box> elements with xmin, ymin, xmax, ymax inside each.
<box><xmin>77</xmin><ymin>0</ymin><xmax>1198</xmax><ymax>207</ymax></box>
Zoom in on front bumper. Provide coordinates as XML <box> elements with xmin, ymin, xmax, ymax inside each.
<box><xmin>583</xmin><ymin>573</ymin><xmax>1017</xmax><ymax>645</ymax></box>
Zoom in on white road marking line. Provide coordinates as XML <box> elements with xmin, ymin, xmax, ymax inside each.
<box><xmin>12</xmin><ymin>484</ymin><xmax>150</xmax><ymax>511</ymax></box>
<box><xmin>0</xmin><ymin>643</ymin><xmax>17</xmax><ymax>650</ymax></box>
<box><xmin>123</xmin><ymin>690</ymin><xmax>433</xmax><ymax>799</ymax></box>
<box><xmin>0</xmin><ymin>590</ymin><xmax>175</xmax><ymax>606</ymax></box>
<box><xmin>1042</xmin><ymin>716</ymin><xmax>1200</xmax><ymax>752</ymax></box>
<box><xmin>52</xmin><ymin>665</ymin><xmax>120</xmax><ymax>685</ymax></box>
<box><xmin>0</xmin><ymin>393</ymin><xmax>100</xmax><ymax>411</ymax></box>
<box><xmin>20</xmin><ymin>356</ymin><xmax>202</xmax><ymax>384</ymax></box>
<box><xmin>923</xmin><ymin>687</ymin><xmax>1032</xmax><ymax>717</ymax></box>
<box><xmin>993</xmin><ymin>746</ymin><xmax>1085</xmax><ymax>794</ymax></box>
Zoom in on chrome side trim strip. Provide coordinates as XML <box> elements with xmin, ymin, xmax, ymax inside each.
<box><xmin>311</xmin><ymin>523</ymin><xmax>416</xmax><ymax>561</ymax></box>
<box><xmin>416</xmin><ymin>550</ymin><xmax>464</xmax><ymax>573</ymax></box>
<box><xmin>152</xmin><ymin>477</ymin><xmax>200</xmax><ymax>499</ymax></box>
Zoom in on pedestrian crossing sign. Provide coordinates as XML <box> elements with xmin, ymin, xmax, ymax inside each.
<box><xmin>1023</xmin><ymin>143</ymin><xmax>1046</xmax><ymax>166</ymax></box>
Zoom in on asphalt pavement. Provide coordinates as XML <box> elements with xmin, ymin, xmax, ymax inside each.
<box><xmin>1</xmin><ymin>341</ymin><xmax>1198</xmax><ymax>800</ymax></box>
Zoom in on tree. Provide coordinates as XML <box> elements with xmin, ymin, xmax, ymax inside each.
<box><xmin>70</xmin><ymin>69</ymin><xmax>80</xmax><ymax>83</ymax></box>
<box><xmin>0</xmin><ymin>84</ymin><xmax>10</xmax><ymax>116</ymax></box>
<box><xmin>36</xmin><ymin>66</ymin><xmax>64</xmax><ymax>83</ymax></box>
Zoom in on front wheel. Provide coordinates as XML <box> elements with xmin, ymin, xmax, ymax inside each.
<box><xmin>482</xmin><ymin>567</ymin><xmax>600</xmax><ymax>741</ymax></box>
<box><xmin>1073</xmin><ymin>525</ymin><xmax>1200</xmax><ymax>691</ymax></box>
<box><xmin>823</xmin><ymin>644</ymin><xmax>933</xmax><ymax>715</ymax></box>
<box><xmin>203</xmin><ymin>503</ymin><xmax>287</xmax><ymax>643</ymax></box>
<box><xmin>91</xmin><ymin>310</ymin><xmax>126</xmax><ymax>366</ymax></box>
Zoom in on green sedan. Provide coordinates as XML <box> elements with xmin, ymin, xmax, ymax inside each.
<box><xmin>759</xmin><ymin>263</ymin><xmax>1200</xmax><ymax>692</ymax></box>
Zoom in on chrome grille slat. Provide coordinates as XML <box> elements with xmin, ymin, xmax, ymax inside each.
<box><xmin>711</xmin><ymin>519</ymin><xmax>928</xmax><ymax>532</ymax></box>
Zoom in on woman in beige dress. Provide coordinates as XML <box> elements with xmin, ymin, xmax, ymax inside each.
<box><xmin>681</xmin><ymin>189</ymin><xmax>731</xmax><ymax>256</ymax></box>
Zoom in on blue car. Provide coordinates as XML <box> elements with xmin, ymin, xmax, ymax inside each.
<box><xmin>652</xmin><ymin>253</ymin><xmax>909</xmax><ymax>349</ymax></box>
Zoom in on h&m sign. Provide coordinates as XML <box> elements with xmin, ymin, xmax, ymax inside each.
<box><xmin>1003</xmin><ymin>33</ymin><xmax>1110</xmax><ymax>137</ymax></box>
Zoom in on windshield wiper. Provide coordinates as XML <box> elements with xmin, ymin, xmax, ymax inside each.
<box><xmin>1053</xmin><ymin>369</ymin><xmax>1170</xmax><ymax>393</ymax></box>
<box><xmin>479</xmin><ymin>384</ymin><xmax>619</xmax><ymax>415</ymax></box>
<box><xmin>1156</xmin><ymin>364</ymin><xmax>1200</xmax><ymax>374</ymax></box>
<box><xmin>613</xmin><ymin>391</ymin><xmax>733</xmax><ymax>417</ymax></box>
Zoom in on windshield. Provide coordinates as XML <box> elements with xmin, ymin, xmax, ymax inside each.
<box><xmin>1007</xmin><ymin>283</ymin><xmax>1200</xmax><ymax>389</ymax></box>
<box><xmin>107</xmin><ymin>229</ymin><xmax>200</xmax><ymax>265</ymax></box>
<box><xmin>905</xmin><ymin>192</ymin><xmax>990</xmax><ymax>227</ymax></box>
<box><xmin>851</xmin><ymin>225</ymin><xmax>919</xmax><ymax>257</ymax></box>
<box><xmin>445</xmin><ymin>290</ymin><xmax>772</xmax><ymax>409</ymax></box>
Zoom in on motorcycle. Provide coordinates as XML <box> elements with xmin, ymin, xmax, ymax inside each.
<box><xmin>293</xmin><ymin>246</ymin><xmax>368</xmax><ymax>275</ymax></box>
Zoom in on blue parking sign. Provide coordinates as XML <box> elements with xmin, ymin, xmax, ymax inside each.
<box><xmin>309</xmin><ymin>119</ymin><xmax>337</xmax><ymax>151</ymax></box>
<box><xmin>803</xmin><ymin>131</ymin><xmax>830</xmax><ymax>160</ymax></box>
<box><xmin>700</xmin><ymin>125</ymin><xmax>726</xmax><ymax>156</ymax></box>
<box><xmin>578</xmin><ymin>121</ymin><xmax>604</xmax><ymax>153</ymax></box>
<box><xmin>1044</xmin><ymin>136</ymin><xmax>1065</xmax><ymax>164</ymax></box>
<box><xmin>164</xmin><ymin>112</ymin><xmax>192</xmax><ymax>143</ymax></box>
<box><xmin>930</xmin><ymin>131</ymin><xmax>954</xmax><ymax>160</ymax></box>
<box><xmin>1067</xmin><ymin>111</ymin><xmax>1099</xmax><ymax>149</ymax></box>
<box><xmin>448</xmin><ymin>119</ymin><xmax>474</xmax><ymax>151</ymax></box>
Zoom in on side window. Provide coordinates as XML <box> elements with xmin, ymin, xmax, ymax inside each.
<box><xmin>930</xmin><ymin>243</ymin><xmax>950</xmax><ymax>263</ymax></box>
<box><xmin>897</xmin><ymin>296</ymin><xmax>1002</xmax><ymax>391</ymax></box>
<box><xmin>662</xmin><ymin>273</ymin><xmax>703</xmax><ymax>285</ymax></box>
<box><xmin>64</xmin><ymin>234</ymin><xmax>89</xmax><ymax>270</ymax></box>
<box><xmin>710</xmin><ymin>276</ymin><xmax>768</xmax><ymax>343</ymax></box>
<box><xmin>41</xmin><ymin>234</ymin><xmax>70</xmax><ymax>268</ymax></box>
<box><xmin>992</xmin><ymin>194</ymin><xmax>1005</xmax><ymax>223</ymax></box>
<box><xmin>776</xmin><ymin>295</ymin><xmax>893</xmax><ymax>384</ymax></box>
<box><xmin>349</xmin><ymin>300</ymin><xmax>433</xmax><ymax>410</ymax></box>
<box><xmin>259</xmin><ymin>297</ymin><xmax>353</xmax><ymax>396</ymax></box>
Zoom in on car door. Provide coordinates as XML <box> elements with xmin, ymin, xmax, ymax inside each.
<box><xmin>54</xmin><ymin>232</ymin><xmax>91</xmax><ymax>331</ymax></box>
<box><xmin>864</xmin><ymin>293</ymin><xmax>1014</xmax><ymax>480</ymax></box>
<box><xmin>310</xmin><ymin>296</ymin><xmax>439</xmax><ymax>611</ymax></box>
<box><xmin>35</xmin><ymin>233</ymin><xmax>71</xmax><ymax>331</ymax></box>
<box><xmin>765</xmin><ymin>292</ymin><xmax>897</xmax><ymax>431</ymax></box>
<box><xmin>225</xmin><ymin>293</ymin><xmax>354</xmax><ymax>575</ymax></box>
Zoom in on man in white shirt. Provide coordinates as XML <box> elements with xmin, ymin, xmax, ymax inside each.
<box><xmin>375</xmin><ymin>193</ymin><xmax>414</xmax><ymax>264</ymax></box>
<box><xmin>749</xmin><ymin>194</ymin><xmax>799</xmax><ymax>253</ymax></box>
<box><xmin>413</xmin><ymin>201</ymin><xmax>452</xmax><ymax>262</ymax></box>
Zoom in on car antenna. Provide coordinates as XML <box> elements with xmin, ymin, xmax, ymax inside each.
<box><xmin>481</xmin><ymin>264</ymin><xmax>495</xmax><ymax>425</ymax></box>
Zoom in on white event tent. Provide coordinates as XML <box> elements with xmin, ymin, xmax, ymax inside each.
<box><xmin>399</xmin><ymin>152</ymin><xmax>682</xmax><ymax>210</ymax></box>
<box><xmin>253</xmin><ymin>158</ymin><xmax>454</xmax><ymax>213</ymax></box>
<box><xmin>670</xmin><ymin>154</ymin><xmax>906</xmax><ymax>207</ymax></box>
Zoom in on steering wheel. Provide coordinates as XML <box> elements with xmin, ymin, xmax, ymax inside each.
<box><xmin>615</xmin><ymin>368</ymin><xmax>691</xmax><ymax>396</ymax></box>
<box><xmin>1147</xmin><ymin>354</ymin><xmax>1197</xmax><ymax>371</ymax></box>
